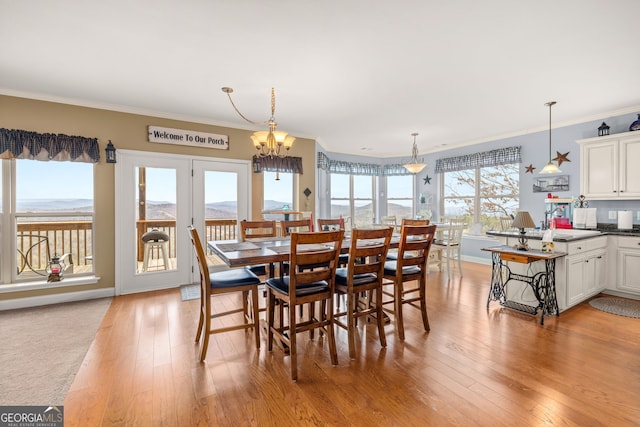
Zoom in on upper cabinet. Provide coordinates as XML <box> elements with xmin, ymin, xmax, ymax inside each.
<box><xmin>577</xmin><ymin>131</ymin><xmax>640</xmax><ymax>200</ymax></box>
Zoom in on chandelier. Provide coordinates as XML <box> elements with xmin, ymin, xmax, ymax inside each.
<box><xmin>403</xmin><ymin>133</ymin><xmax>426</xmax><ymax>174</ymax></box>
<box><xmin>221</xmin><ymin>87</ymin><xmax>294</xmax><ymax>157</ymax></box>
<box><xmin>539</xmin><ymin>101</ymin><xmax>561</xmax><ymax>174</ymax></box>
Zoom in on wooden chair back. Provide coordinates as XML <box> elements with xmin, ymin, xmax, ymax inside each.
<box><xmin>280</xmin><ymin>218</ymin><xmax>313</xmax><ymax>236</ymax></box>
<box><xmin>401</xmin><ymin>218</ymin><xmax>430</xmax><ymax>226</ymax></box>
<box><xmin>240</xmin><ymin>220</ymin><xmax>277</xmax><ymax>240</ymax></box>
<box><xmin>317</xmin><ymin>218</ymin><xmax>343</xmax><ymax>231</ymax></box>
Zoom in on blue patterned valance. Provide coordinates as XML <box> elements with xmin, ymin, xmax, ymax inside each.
<box><xmin>0</xmin><ymin>128</ymin><xmax>100</xmax><ymax>163</ymax></box>
<box><xmin>435</xmin><ymin>146</ymin><xmax>521</xmax><ymax>173</ymax></box>
<box><xmin>252</xmin><ymin>155</ymin><xmax>303</xmax><ymax>174</ymax></box>
<box><xmin>317</xmin><ymin>152</ymin><xmax>412</xmax><ymax>176</ymax></box>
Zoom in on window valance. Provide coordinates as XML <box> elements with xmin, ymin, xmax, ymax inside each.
<box><xmin>0</xmin><ymin>128</ymin><xmax>100</xmax><ymax>163</ymax></box>
<box><xmin>252</xmin><ymin>155</ymin><xmax>303</xmax><ymax>174</ymax></box>
<box><xmin>317</xmin><ymin>152</ymin><xmax>412</xmax><ymax>176</ymax></box>
<box><xmin>434</xmin><ymin>146</ymin><xmax>521</xmax><ymax>173</ymax></box>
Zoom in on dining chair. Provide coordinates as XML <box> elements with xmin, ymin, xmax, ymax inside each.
<box><xmin>431</xmin><ymin>219</ymin><xmax>465</xmax><ymax>277</ymax></box>
<box><xmin>386</xmin><ymin>218</ymin><xmax>430</xmax><ymax>260</ymax></box>
<box><xmin>240</xmin><ymin>220</ymin><xmax>277</xmax><ymax>277</ymax></box>
<box><xmin>280</xmin><ymin>218</ymin><xmax>313</xmax><ymax>236</ymax></box>
<box><xmin>499</xmin><ymin>216</ymin><xmax>514</xmax><ymax>231</ymax></box>
<box><xmin>265</xmin><ymin>230</ymin><xmax>344</xmax><ymax>381</ymax></box>
<box><xmin>334</xmin><ymin>226</ymin><xmax>393</xmax><ymax>359</ymax></box>
<box><xmin>382</xmin><ymin>223</ymin><xmax>436</xmax><ymax>340</ymax></box>
<box><xmin>317</xmin><ymin>218</ymin><xmax>343</xmax><ymax>231</ymax></box>
<box><xmin>187</xmin><ymin>226</ymin><xmax>262</xmax><ymax>362</ymax></box>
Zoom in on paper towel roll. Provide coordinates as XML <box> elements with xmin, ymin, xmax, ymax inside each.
<box><xmin>618</xmin><ymin>210</ymin><xmax>633</xmax><ymax>230</ymax></box>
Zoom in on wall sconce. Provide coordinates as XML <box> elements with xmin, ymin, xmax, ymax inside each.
<box><xmin>105</xmin><ymin>140</ymin><xmax>117</xmax><ymax>163</ymax></box>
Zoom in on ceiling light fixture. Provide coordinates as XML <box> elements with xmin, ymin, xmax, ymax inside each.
<box><xmin>403</xmin><ymin>132</ymin><xmax>426</xmax><ymax>174</ymax></box>
<box><xmin>221</xmin><ymin>87</ymin><xmax>294</xmax><ymax>158</ymax></box>
<box><xmin>539</xmin><ymin>101</ymin><xmax>561</xmax><ymax>174</ymax></box>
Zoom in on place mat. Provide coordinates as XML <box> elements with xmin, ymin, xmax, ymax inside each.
<box><xmin>215</xmin><ymin>241</ymin><xmax>259</xmax><ymax>252</ymax></box>
<box><xmin>267</xmin><ymin>244</ymin><xmax>330</xmax><ymax>254</ymax></box>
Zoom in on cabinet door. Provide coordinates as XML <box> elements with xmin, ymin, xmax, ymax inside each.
<box><xmin>566</xmin><ymin>255</ymin><xmax>586</xmax><ymax>307</ymax></box>
<box><xmin>617</xmin><ymin>249</ymin><xmax>640</xmax><ymax>294</ymax></box>
<box><xmin>584</xmin><ymin>251</ymin><xmax>606</xmax><ymax>296</ymax></box>
<box><xmin>581</xmin><ymin>141</ymin><xmax>617</xmax><ymax>199</ymax></box>
<box><xmin>619</xmin><ymin>138</ymin><xmax>640</xmax><ymax>198</ymax></box>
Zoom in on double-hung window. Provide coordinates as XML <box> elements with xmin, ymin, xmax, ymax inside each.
<box><xmin>437</xmin><ymin>147</ymin><xmax>520</xmax><ymax>232</ymax></box>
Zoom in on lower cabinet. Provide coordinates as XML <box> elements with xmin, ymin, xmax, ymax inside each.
<box><xmin>565</xmin><ymin>249</ymin><xmax>606</xmax><ymax>307</ymax></box>
<box><xmin>615</xmin><ymin>236</ymin><xmax>640</xmax><ymax>295</ymax></box>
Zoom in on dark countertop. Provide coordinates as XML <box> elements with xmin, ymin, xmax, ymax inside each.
<box><xmin>487</xmin><ymin>224</ymin><xmax>640</xmax><ymax>241</ymax></box>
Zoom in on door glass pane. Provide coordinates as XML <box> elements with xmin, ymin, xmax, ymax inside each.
<box><xmin>204</xmin><ymin>170</ymin><xmax>238</xmax><ymax>269</ymax></box>
<box><xmin>136</xmin><ymin>166</ymin><xmax>176</xmax><ymax>273</ymax></box>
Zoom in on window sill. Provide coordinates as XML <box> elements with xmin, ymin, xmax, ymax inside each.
<box><xmin>0</xmin><ymin>275</ymin><xmax>100</xmax><ymax>294</ymax></box>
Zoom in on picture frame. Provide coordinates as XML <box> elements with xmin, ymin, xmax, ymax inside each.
<box><xmin>533</xmin><ymin>175</ymin><xmax>569</xmax><ymax>193</ymax></box>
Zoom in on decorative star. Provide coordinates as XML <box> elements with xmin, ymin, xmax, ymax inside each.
<box><xmin>553</xmin><ymin>151</ymin><xmax>571</xmax><ymax>165</ymax></box>
<box><xmin>525</xmin><ymin>164</ymin><xmax>536</xmax><ymax>174</ymax></box>
<box><xmin>423</xmin><ymin>175</ymin><xmax>432</xmax><ymax>185</ymax></box>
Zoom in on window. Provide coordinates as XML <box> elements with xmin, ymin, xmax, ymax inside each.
<box><xmin>263</xmin><ymin>171</ymin><xmax>293</xmax><ymax>216</ymax></box>
<box><xmin>330</xmin><ymin>174</ymin><xmax>375</xmax><ymax>228</ymax></box>
<box><xmin>441</xmin><ymin>163</ymin><xmax>519</xmax><ymax>231</ymax></box>
<box><xmin>386</xmin><ymin>175</ymin><xmax>414</xmax><ymax>220</ymax></box>
<box><xmin>1</xmin><ymin>159</ymin><xmax>95</xmax><ymax>283</ymax></box>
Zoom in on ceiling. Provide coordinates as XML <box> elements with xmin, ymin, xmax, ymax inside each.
<box><xmin>2</xmin><ymin>0</ymin><xmax>639</xmax><ymax>158</ymax></box>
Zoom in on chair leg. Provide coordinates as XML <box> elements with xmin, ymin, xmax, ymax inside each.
<box><xmin>267</xmin><ymin>291</ymin><xmax>275</xmax><ymax>352</ymax></box>
<box><xmin>394</xmin><ymin>279</ymin><xmax>405</xmax><ymax>340</ymax></box>
<box><xmin>251</xmin><ymin>287</ymin><xmax>261</xmax><ymax>349</ymax></box>
<box><xmin>457</xmin><ymin>248</ymin><xmax>463</xmax><ymax>276</ymax></box>
<box><xmin>375</xmin><ymin>286</ymin><xmax>387</xmax><ymax>349</ymax></box>
<box><xmin>195</xmin><ymin>296</ymin><xmax>205</xmax><ymax>343</ymax></box>
<box><xmin>200</xmin><ymin>299</ymin><xmax>212</xmax><ymax>362</ymax></box>
<box><xmin>289</xmin><ymin>303</ymin><xmax>298</xmax><ymax>381</ymax></box>
<box><xmin>326</xmin><ymin>294</ymin><xmax>338</xmax><ymax>366</ymax></box>
<box><xmin>347</xmin><ymin>292</ymin><xmax>357</xmax><ymax>359</ymax></box>
<box><xmin>419</xmin><ymin>276</ymin><xmax>430</xmax><ymax>332</ymax></box>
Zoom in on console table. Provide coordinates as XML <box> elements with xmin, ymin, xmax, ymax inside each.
<box><xmin>481</xmin><ymin>245</ymin><xmax>567</xmax><ymax>325</ymax></box>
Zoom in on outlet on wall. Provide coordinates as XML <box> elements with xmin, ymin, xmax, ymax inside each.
<box><xmin>609</xmin><ymin>210</ymin><xmax>617</xmax><ymax>220</ymax></box>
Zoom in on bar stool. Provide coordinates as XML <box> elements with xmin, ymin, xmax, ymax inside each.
<box><xmin>142</xmin><ymin>229</ymin><xmax>171</xmax><ymax>271</ymax></box>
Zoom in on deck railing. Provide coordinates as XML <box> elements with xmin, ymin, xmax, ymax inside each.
<box><xmin>16</xmin><ymin>219</ymin><xmax>238</xmax><ymax>273</ymax></box>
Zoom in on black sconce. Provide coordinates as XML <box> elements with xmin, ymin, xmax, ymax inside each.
<box><xmin>105</xmin><ymin>140</ymin><xmax>117</xmax><ymax>163</ymax></box>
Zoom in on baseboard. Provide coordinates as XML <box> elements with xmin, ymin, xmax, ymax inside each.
<box><xmin>601</xmin><ymin>289</ymin><xmax>640</xmax><ymax>301</ymax></box>
<box><xmin>0</xmin><ymin>288</ymin><xmax>115</xmax><ymax>311</ymax></box>
<box><xmin>461</xmin><ymin>255</ymin><xmax>492</xmax><ymax>266</ymax></box>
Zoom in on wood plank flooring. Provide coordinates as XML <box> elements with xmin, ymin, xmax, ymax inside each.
<box><xmin>63</xmin><ymin>262</ymin><xmax>640</xmax><ymax>426</ymax></box>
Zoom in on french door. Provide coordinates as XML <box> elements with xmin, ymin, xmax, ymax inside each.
<box><xmin>115</xmin><ymin>150</ymin><xmax>250</xmax><ymax>295</ymax></box>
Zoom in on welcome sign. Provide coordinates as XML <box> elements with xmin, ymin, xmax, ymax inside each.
<box><xmin>148</xmin><ymin>126</ymin><xmax>229</xmax><ymax>150</ymax></box>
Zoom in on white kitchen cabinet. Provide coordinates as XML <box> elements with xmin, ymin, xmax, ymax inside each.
<box><xmin>566</xmin><ymin>248</ymin><xmax>606</xmax><ymax>307</ymax></box>
<box><xmin>577</xmin><ymin>131</ymin><xmax>640</xmax><ymax>199</ymax></box>
<box><xmin>615</xmin><ymin>236</ymin><xmax>640</xmax><ymax>295</ymax></box>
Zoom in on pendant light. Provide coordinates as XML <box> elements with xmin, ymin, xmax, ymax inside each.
<box><xmin>403</xmin><ymin>133</ymin><xmax>426</xmax><ymax>174</ymax></box>
<box><xmin>539</xmin><ymin>101</ymin><xmax>561</xmax><ymax>174</ymax></box>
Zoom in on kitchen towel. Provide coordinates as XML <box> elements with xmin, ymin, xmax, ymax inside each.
<box><xmin>618</xmin><ymin>210</ymin><xmax>633</xmax><ymax>230</ymax></box>
<box><xmin>573</xmin><ymin>208</ymin><xmax>597</xmax><ymax>229</ymax></box>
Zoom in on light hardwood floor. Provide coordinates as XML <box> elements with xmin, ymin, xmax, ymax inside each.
<box><xmin>63</xmin><ymin>262</ymin><xmax>640</xmax><ymax>426</ymax></box>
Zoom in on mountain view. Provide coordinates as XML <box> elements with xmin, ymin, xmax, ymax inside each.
<box><xmin>17</xmin><ymin>199</ymin><xmax>413</xmax><ymax>223</ymax></box>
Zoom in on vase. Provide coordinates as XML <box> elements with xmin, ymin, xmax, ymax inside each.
<box><xmin>630</xmin><ymin>114</ymin><xmax>640</xmax><ymax>131</ymax></box>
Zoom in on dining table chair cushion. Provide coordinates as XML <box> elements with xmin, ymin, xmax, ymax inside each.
<box><xmin>385</xmin><ymin>253</ymin><xmax>416</xmax><ymax>261</ymax></box>
<box><xmin>383</xmin><ymin>260</ymin><xmax>421</xmax><ymax>276</ymax></box>
<box><xmin>265</xmin><ymin>276</ymin><xmax>329</xmax><ymax>296</ymax></box>
<box><xmin>209</xmin><ymin>268</ymin><xmax>261</xmax><ymax>288</ymax></box>
<box><xmin>335</xmin><ymin>268</ymin><xmax>378</xmax><ymax>286</ymax></box>
<box><xmin>247</xmin><ymin>264</ymin><xmax>268</xmax><ymax>276</ymax></box>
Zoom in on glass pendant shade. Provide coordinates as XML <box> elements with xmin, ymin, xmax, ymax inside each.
<box><xmin>540</xmin><ymin>161</ymin><xmax>561</xmax><ymax>174</ymax></box>
<box><xmin>403</xmin><ymin>133</ymin><xmax>426</xmax><ymax>174</ymax></box>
